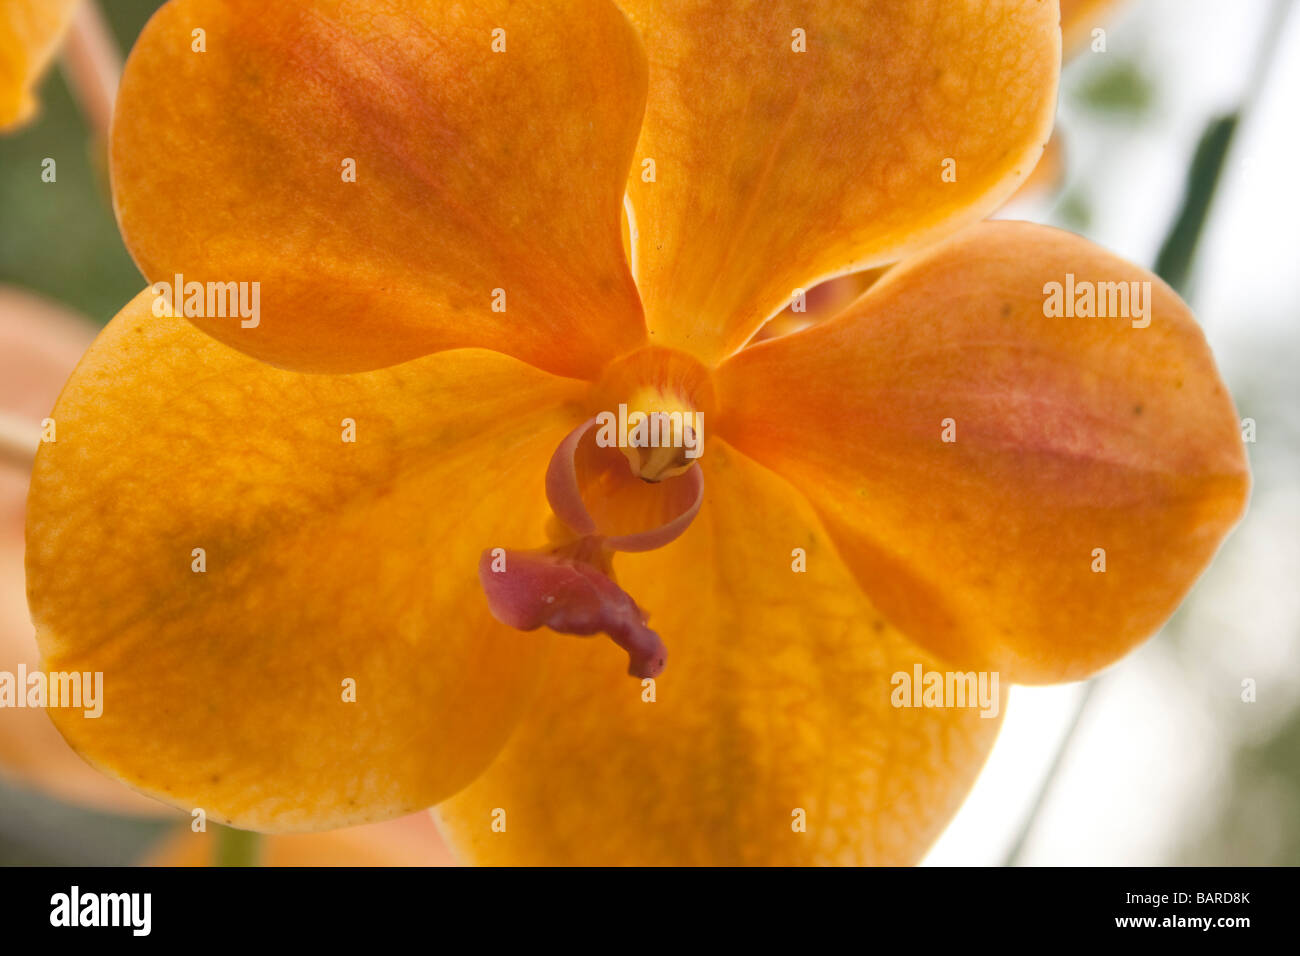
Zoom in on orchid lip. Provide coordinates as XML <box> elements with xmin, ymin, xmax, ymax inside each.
<box><xmin>477</xmin><ymin>548</ymin><xmax>667</xmax><ymax>679</ymax></box>
<box><xmin>480</xmin><ymin>417</ymin><xmax>706</xmax><ymax>677</ymax></box>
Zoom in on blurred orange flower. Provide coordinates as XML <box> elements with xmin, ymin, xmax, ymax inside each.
<box><xmin>0</xmin><ymin>0</ymin><xmax>79</xmax><ymax>131</ymax></box>
<box><xmin>25</xmin><ymin>0</ymin><xmax>1246</xmax><ymax>865</ymax></box>
<box><xmin>144</xmin><ymin>814</ymin><xmax>455</xmax><ymax>867</ymax></box>
<box><xmin>1061</xmin><ymin>0</ymin><xmax>1128</xmax><ymax>55</ymax></box>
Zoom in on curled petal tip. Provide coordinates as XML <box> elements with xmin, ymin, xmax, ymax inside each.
<box><xmin>544</xmin><ymin>418</ymin><xmax>600</xmax><ymax>536</ymax></box>
<box><xmin>545</xmin><ymin>417</ymin><xmax>704</xmax><ymax>552</ymax></box>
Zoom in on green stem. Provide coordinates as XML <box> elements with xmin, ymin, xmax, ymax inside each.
<box><xmin>1152</xmin><ymin>0</ymin><xmax>1292</xmax><ymax>294</ymax></box>
<box><xmin>213</xmin><ymin>826</ymin><xmax>262</xmax><ymax>867</ymax></box>
<box><xmin>1152</xmin><ymin>113</ymin><xmax>1238</xmax><ymax>294</ymax></box>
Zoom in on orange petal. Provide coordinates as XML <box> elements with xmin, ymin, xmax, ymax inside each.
<box><xmin>143</xmin><ymin>813</ymin><xmax>457</xmax><ymax>866</ymax></box>
<box><xmin>111</xmin><ymin>0</ymin><xmax>648</xmax><ymax>378</ymax></box>
<box><xmin>26</xmin><ymin>290</ymin><xmax>588</xmax><ymax>831</ymax></box>
<box><xmin>0</xmin><ymin>0</ymin><xmax>78</xmax><ymax>131</ymax></box>
<box><xmin>618</xmin><ymin>0</ymin><xmax>1060</xmax><ymax>364</ymax></box>
<box><xmin>438</xmin><ymin>441</ymin><xmax>1002</xmax><ymax>865</ymax></box>
<box><xmin>0</xmin><ymin>287</ymin><xmax>164</xmax><ymax>814</ymax></box>
<box><xmin>716</xmin><ymin>221</ymin><xmax>1249</xmax><ymax>684</ymax></box>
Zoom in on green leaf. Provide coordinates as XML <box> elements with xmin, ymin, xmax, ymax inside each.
<box><xmin>1154</xmin><ymin>113</ymin><xmax>1239</xmax><ymax>294</ymax></box>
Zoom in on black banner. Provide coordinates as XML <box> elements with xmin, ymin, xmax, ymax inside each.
<box><xmin>0</xmin><ymin>865</ymin><xmax>1278</xmax><ymax>942</ymax></box>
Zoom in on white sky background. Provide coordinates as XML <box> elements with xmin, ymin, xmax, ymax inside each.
<box><xmin>923</xmin><ymin>0</ymin><xmax>1300</xmax><ymax>866</ymax></box>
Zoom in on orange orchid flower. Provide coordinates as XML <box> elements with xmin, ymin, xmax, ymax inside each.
<box><xmin>23</xmin><ymin>0</ymin><xmax>1246</xmax><ymax>866</ymax></box>
<box><xmin>0</xmin><ymin>0</ymin><xmax>80</xmax><ymax>131</ymax></box>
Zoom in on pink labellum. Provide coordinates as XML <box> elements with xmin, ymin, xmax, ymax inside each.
<box><xmin>478</xmin><ymin>548</ymin><xmax>666</xmax><ymax>678</ymax></box>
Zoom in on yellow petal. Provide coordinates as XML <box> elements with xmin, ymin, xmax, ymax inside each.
<box><xmin>438</xmin><ymin>440</ymin><xmax>1002</xmax><ymax>865</ymax></box>
<box><xmin>26</xmin><ymin>290</ymin><xmax>587</xmax><ymax>831</ymax></box>
<box><xmin>716</xmin><ymin>221</ymin><xmax>1249</xmax><ymax>684</ymax></box>
<box><xmin>143</xmin><ymin>814</ymin><xmax>456</xmax><ymax>866</ymax></box>
<box><xmin>110</xmin><ymin>0</ymin><xmax>649</xmax><ymax>378</ymax></box>
<box><xmin>618</xmin><ymin>0</ymin><xmax>1060</xmax><ymax>364</ymax></box>
<box><xmin>0</xmin><ymin>0</ymin><xmax>78</xmax><ymax>131</ymax></box>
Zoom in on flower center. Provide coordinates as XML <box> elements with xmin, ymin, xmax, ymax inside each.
<box><xmin>478</xmin><ymin>347</ymin><xmax>715</xmax><ymax>677</ymax></box>
<box><xmin>590</xmin><ymin>346</ymin><xmax>715</xmax><ymax>481</ymax></box>
<box><xmin>595</xmin><ymin>386</ymin><xmax>702</xmax><ymax>482</ymax></box>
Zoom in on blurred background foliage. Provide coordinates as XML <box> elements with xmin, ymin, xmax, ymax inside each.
<box><xmin>0</xmin><ymin>1</ymin><xmax>159</xmax><ymax>324</ymax></box>
<box><xmin>1</xmin><ymin>0</ymin><xmax>1296</xmax><ymax>866</ymax></box>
